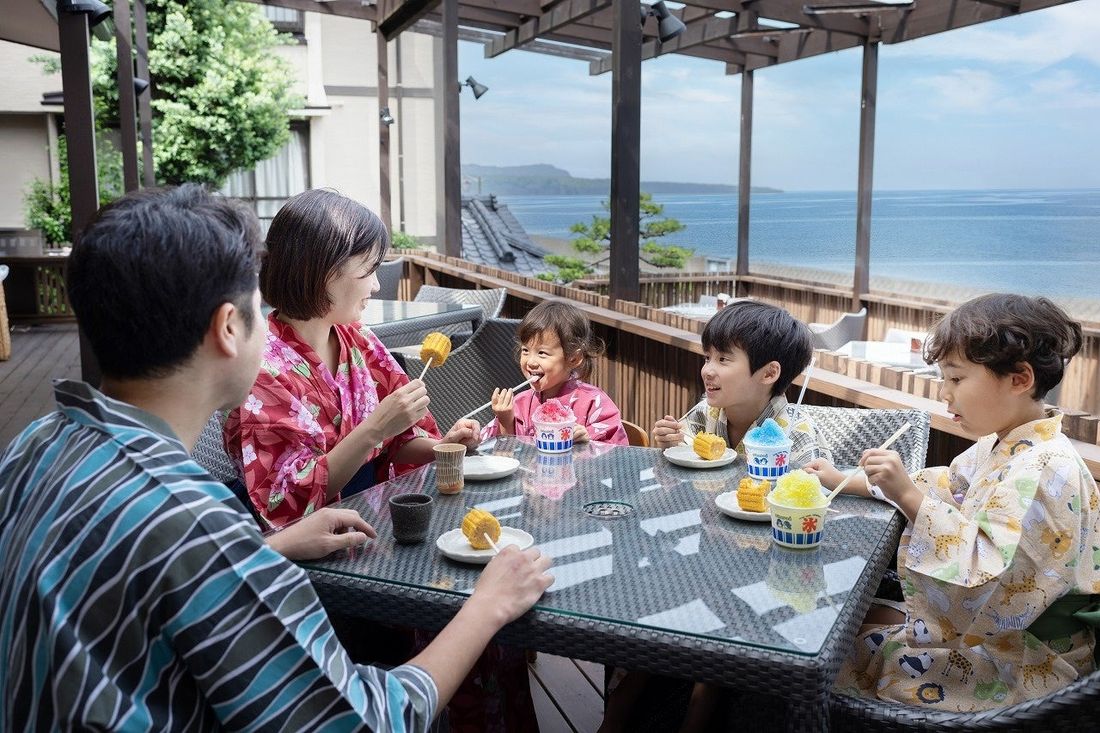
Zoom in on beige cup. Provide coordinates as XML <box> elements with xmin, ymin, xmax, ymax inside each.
<box><xmin>433</xmin><ymin>443</ymin><xmax>466</xmax><ymax>494</ymax></box>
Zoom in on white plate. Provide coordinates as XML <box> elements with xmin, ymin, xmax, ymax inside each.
<box><xmin>463</xmin><ymin>455</ymin><xmax>521</xmax><ymax>481</ymax></box>
<box><xmin>714</xmin><ymin>491</ymin><xmax>771</xmax><ymax>522</ymax></box>
<box><xmin>663</xmin><ymin>445</ymin><xmax>737</xmax><ymax>469</ymax></box>
<box><xmin>436</xmin><ymin>526</ymin><xmax>534</xmax><ymax>564</ymax></box>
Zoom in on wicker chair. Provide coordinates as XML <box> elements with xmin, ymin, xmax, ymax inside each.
<box><xmin>192</xmin><ymin>411</ymin><xmax>241</xmax><ymax>486</ymax></box>
<box><xmin>374</xmin><ymin>257</ymin><xmax>405</xmax><ymax>301</ymax></box>
<box><xmin>622</xmin><ymin>420</ymin><xmax>650</xmax><ymax>447</ymax></box>
<box><xmin>382</xmin><ymin>285</ymin><xmax>507</xmax><ymax>349</ymax></box>
<box><xmin>401</xmin><ymin>317</ymin><xmax>524</xmax><ymax>431</ymax></box>
<box><xmin>809</xmin><ymin>308</ymin><xmax>868</xmax><ymax>351</ymax></box>
<box><xmin>799</xmin><ymin>405</ymin><xmax>931</xmax><ymax>473</ymax></box>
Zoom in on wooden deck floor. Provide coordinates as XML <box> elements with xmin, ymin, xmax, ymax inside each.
<box><xmin>0</xmin><ymin>323</ymin><xmax>81</xmax><ymax>450</ymax></box>
<box><xmin>529</xmin><ymin>655</ymin><xmax>605</xmax><ymax>733</ymax></box>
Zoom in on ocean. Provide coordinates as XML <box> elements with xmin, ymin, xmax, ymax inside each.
<box><xmin>499</xmin><ymin>189</ymin><xmax>1100</xmax><ymax>298</ymax></box>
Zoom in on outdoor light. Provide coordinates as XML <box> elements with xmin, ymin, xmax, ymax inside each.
<box><xmin>57</xmin><ymin>0</ymin><xmax>116</xmax><ymax>41</ymax></box>
<box><xmin>641</xmin><ymin>1</ymin><xmax>686</xmax><ymax>43</ymax></box>
<box><xmin>133</xmin><ymin>77</ymin><xmax>150</xmax><ymax>96</ymax></box>
<box><xmin>379</xmin><ymin>106</ymin><xmax>394</xmax><ymax>126</ymax></box>
<box><xmin>460</xmin><ymin>76</ymin><xmax>489</xmax><ymax>100</ymax></box>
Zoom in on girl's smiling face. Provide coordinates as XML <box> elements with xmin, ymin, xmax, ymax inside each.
<box><xmin>521</xmin><ymin>330</ymin><xmax>582</xmax><ymax>399</ymax></box>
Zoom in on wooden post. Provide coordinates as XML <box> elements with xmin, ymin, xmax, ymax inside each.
<box><xmin>58</xmin><ymin>8</ymin><xmax>101</xmax><ymax>385</ymax></box>
<box><xmin>735</xmin><ymin>12</ymin><xmax>756</xmax><ymax>298</ymax></box>
<box><xmin>133</xmin><ymin>0</ymin><xmax>155</xmax><ymax>186</ymax></box>
<box><xmin>441</xmin><ymin>0</ymin><xmax>462</xmax><ymax>257</ymax></box>
<box><xmin>853</xmin><ymin>40</ymin><xmax>878</xmax><ymax>312</ymax></box>
<box><xmin>609</xmin><ymin>0</ymin><xmax>641</xmax><ymax>306</ymax></box>
<box><xmin>377</xmin><ymin>29</ymin><xmax>392</xmax><ymax>233</ymax></box>
<box><xmin>114</xmin><ymin>0</ymin><xmax>140</xmax><ymax>192</ymax></box>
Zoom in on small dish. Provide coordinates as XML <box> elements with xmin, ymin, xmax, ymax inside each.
<box><xmin>436</xmin><ymin>526</ymin><xmax>534</xmax><ymax>564</ymax></box>
<box><xmin>463</xmin><ymin>455</ymin><xmax>521</xmax><ymax>481</ymax></box>
<box><xmin>715</xmin><ymin>491</ymin><xmax>771</xmax><ymax>522</ymax></box>
<box><xmin>663</xmin><ymin>445</ymin><xmax>737</xmax><ymax>469</ymax></box>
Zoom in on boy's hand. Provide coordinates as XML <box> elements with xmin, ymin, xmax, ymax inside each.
<box><xmin>803</xmin><ymin>458</ymin><xmax>846</xmax><ymax>491</ymax></box>
<box><xmin>469</xmin><ymin>546</ymin><xmax>554</xmax><ymax>626</ymax></box>
<box><xmin>652</xmin><ymin>415</ymin><xmax>685</xmax><ymax>449</ymax></box>
<box><xmin>572</xmin><ymin>424</ymin><xmax>590</xmax><ymax>444</ymax></box>
<box><xmin>491</xmin><ymin>387</ymin><xmax>515</xmax><ymax>435</ymax></box>
<box><xmin>442</xmin><ymin>419</ymin><xmax>481</xmax><ymax>451</ymax></box>
<box><xmin>861</xmin><ymin>449</ymin><xmax>915</xmax><ymax>499</ymax></box>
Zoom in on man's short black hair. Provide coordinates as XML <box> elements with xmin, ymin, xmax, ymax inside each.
<box><xmin>701</xmin><ymin>301</ymin><xmax>813</xmax><ymax>397</ymax></box>
<box><xmin>66</xmin><ymin>184</ymin><xmax>261</xmax><ymax>379</ymax></box>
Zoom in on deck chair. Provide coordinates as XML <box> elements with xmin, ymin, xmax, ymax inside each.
<box><xmin>374</xmin><ymin>257</ymin><xmax>405</xmax><ymax>301</ymax></box>
<box><xmin>400</xmin><ymin>317</ymin><xmax>524</xmax><ymax>431</ymax></box>
<box><xmin>622</xmin><ymin>420</ymin><xmax>650</xmax><ymax>447</ymax></box>
<box><xmin>798</xmin><ymin>405</ymin><xmax>930</xmax><ymax>473</ymax></box>
<box><xmin>809</xmin><ymin>308</ymin><xmax>868</xmax><ymax>351</ymax></box>
<box><xmin>382</xmin><ymin>285</ymin><xmax>508</xmax><ymax>350</ymax></box>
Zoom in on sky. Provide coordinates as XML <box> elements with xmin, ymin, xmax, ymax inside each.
<box><xmin>457</xmin><ymin>0</ymin><xmax>1100</xmax><ymax>191</ymax></box>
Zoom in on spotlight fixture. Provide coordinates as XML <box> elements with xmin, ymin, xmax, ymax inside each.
<box><xmin>459</xmin><ymin>76</ymin><xmax>489</xmax><ymax>100</ymax></box>
<box><xmin>57</xmin><ymin>0</ymin><xmax>116</xmax><ymax>42</ymax></box>
<box><xmin>133</xmin><ymin>77</ymin><xmax>150</xmax><ymax>96</ymax></box>
<box><xmin>641</xmin><ymin>1</ymin><xmax>686</xmax><ymax>44</ymax></box>
<box><xmin>379</xmin><ymin>106</ymin><xmax>394</xmax><ymax>126</ymax></box>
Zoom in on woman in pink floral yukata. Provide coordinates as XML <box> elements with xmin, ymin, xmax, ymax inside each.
<box><xmin>223</xmin><ymin>189</ymin><xmax>479</xmax><ymax>529</ymax></box>
<box><xmin>223</xmin><ymin>189</ymin><xmax>539</xmax><ymax>733</ymax></box>
<box><xmin>486</xmin><ymin>299</ymin><xmax>629</xmax><ymax>446</ymax></box>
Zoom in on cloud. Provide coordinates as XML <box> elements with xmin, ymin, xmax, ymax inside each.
<box><xmin>913</xmin><ymin>68</ymin><xmax>1002</xmax><ymax>112</ymax></box>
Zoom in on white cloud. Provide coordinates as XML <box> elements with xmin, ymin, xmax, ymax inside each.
<box><xmin>913</xmin><ymin>68</ymin><xmax>1002</xmax><ymax>112</ymax></box>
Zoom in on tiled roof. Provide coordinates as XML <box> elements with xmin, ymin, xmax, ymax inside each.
<box><xmin>461</xmin><ymin>196</ymin><xmax>548</xmax><ymax>277</ymax></box>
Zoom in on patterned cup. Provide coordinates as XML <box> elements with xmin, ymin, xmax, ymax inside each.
<box><xmin>743</xmin><ymin>435</ymin><xmax>793</xmax><ymax>480</ymax></box>
<box><xmin>533</xmin><ymin>418</ymin><xmax>575</xmax><ymax>453</ymax></box>
<box><xmin>766</xmin><ymin>493</ymin><xmax>829</xmax><ymax>549</ymax></box>
<box><xmin>432</xmin><ymin>443</ymin><xmax>466</xmax><ymax>495</ymax></box>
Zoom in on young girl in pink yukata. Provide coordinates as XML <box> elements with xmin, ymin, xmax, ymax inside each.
<box><xmin>486</xmin><ymin>299</ymin><xmax>629</xmax><ymax>446</ymax></box>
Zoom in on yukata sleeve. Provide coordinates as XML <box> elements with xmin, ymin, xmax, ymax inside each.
<box><xmin>227</xmin><ymin>371</ymin><xmax>332</xmax><ymax>529</ymax></box>
<box><xmin>910</xmin><ymin>441</ymin><xmax>979</xmax><ymax>506</ymax></box>
<box><xmin>902</xmin><ymin>449</ymin><xmax>1084</xmax><ymax>640</ymax></box>
<box><xmin>788</xmin><ymin>410</ymin><xmax>832</xmax><ymax>466</ymax></box>
<box><xmin>166</xmin><ymin>486</ymin><xmax>438</xmax><ymax>731</ymax></box>
<box><xmin>579</xmin><ymin>387</ymin><xmax>629</xmax><ymax>445</ymax></box>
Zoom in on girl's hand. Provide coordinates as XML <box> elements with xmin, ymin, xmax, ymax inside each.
<box><xmin>442</xmin><ymin>418</ymin><xmax>481</xmax><ymax>451</ymax></box>
<box><xmin>491</xmin><ymin>387</ymin><xmax>515</xmax><ymax>435</ymax></box>
<box><xmin>803</xmin><ymin>458</ymin><xmax>846</xmax><ymax>490</ymax></box>
<box><xmin>572</xmin><ymin>424</ymin><xmax>590</xmax><ymax>444</ymax></box>
<box><xmin>652</xmin><ymin>415</ymin><xmax>685</xmax><ymax>449</ymax></box>
<box><xmin>861</xmin><ymin>449</ymin><xmax>915</xmax><ymax>500</ymax></box>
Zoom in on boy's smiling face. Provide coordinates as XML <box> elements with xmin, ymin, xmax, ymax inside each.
<box><xmin>701</xmin><ymin>345</ymin><xmax>779</xmax><ymax>412</ymax></box>
<box><xmin>938</xmin><ymin>352</ymin><xmax>1029</xmax><ymax>438</ymax></box>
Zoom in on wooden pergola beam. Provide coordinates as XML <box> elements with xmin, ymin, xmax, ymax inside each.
<box><xmin>737</xmin><ymin>26</ymin><xmax>862</xmax><ymax>72</ymax></box>
<box><xmin>378</xmin><ymin>0</ymin><xmax>441</xmax><ymax>40</ymax></box>
<box><xmin>485</xmin><ymin>0</ymin><xmax>612</xmax><ymax>57</ymax></box>
<box><xmin>246</xmin><ymin>0</ymin><xmax>376</xmax><ymax>21</ymax></box>
<box><xmin>736</xmin><ymin>0</ymin><xmax>871</xmax><ymax>37</ymax></box>
<box><xmin>879</xmin><ymin>0</ymin><xmax>1065</xmax><ymax>43</ymax></box>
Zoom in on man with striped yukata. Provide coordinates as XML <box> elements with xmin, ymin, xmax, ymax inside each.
<box><xmin>0</xmin><ymin>185</ymin><xmax>553</xmax><ymax>732</ymax></box>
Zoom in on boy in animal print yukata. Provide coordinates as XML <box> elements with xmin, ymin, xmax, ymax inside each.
<box><xmin>808</xmin><ymin>294</ymin><xmax>1100</xmax><ymax>711</ymax></box>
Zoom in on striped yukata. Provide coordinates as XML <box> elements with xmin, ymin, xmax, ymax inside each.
<box><xmin>684</xmin><ymin>394</ymin><xmax>833</xmax><ymax>467</ymax></box>
<box><xmin>0</xmin><ymin>380</ymin><xmax>437</xmax><ymax>732</ymax></box>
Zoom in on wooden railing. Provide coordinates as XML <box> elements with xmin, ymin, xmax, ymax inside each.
<box><xmin>398</xmin><ymin>252</ymin><xmax>1100</xmax><ymax>479</ymax></box>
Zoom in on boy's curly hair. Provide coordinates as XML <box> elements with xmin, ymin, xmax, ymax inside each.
<box><xmin>925</xmin><ymin>293</ymin><xmax>1082</xmax><ymax>400</ymax></box>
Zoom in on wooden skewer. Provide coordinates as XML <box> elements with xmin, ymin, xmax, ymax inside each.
<box><xmin>418</xmin><ymin>356</ymin><xmax>434</xmax><ymax>381</ymax></box>
<box><xmin>459</xmin><ymin>377</ymin><xmax>538</xmax><ymax>421</ymax></box>
<box><xmin>824</xmin><ymin>422</ymin><xmax>912</xmax><ymax>504</ymax></box>
<box><xmin>484</xmin><ymin>533</ymin><xmax>501</xmax><ymax>555</ymax></box>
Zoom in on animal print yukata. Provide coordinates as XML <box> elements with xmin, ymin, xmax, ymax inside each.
<box><xmin>835</xmin><ymin>412</ymin><xmax>1100</xmax><ymax>711</ymax></box>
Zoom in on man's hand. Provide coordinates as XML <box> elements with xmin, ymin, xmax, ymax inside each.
<box><xmin>265</xmin><ymin>508</ymin><xmax>376</xmax><ymax>561</ymax></box>
<box><xmin>467</xmin><ymin>546</ymin><xmax>553</xmax><ymax>627</ymax></box>
<box><xmin>651</xmin><ymin>415</ymin><xmax>684</xmax><ymax>449</ymax></box>
<box><xmin>441</xmin><ymin>418</ymin><xmax>481</xmax><ymax>451</ymax></box>
<box><xmin>491</xmin><ymin>388</ymin><xmax>516</xmax><ymax>435</ymax></box>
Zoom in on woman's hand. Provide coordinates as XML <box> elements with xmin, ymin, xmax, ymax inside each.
<box><xmin>265</xmin><ymin>508</ymin><xmax>376</xmax><ymax>561</ymax></box>
<box><xmin>442</xmin><ymin>418</ymin><xmax>481</xmax><ymax>451</ymax></box>
<box><xmin>491</xmin><ymin>387</ymin><xmax>516</xmax><ymax>435</ymax></box>
<box><xmin>652</xmin><ymin>415</ymin><xmax>684</xmax><ymax>449</ymax></box>
<box><xmin>572</xmin><ymin>424</ymin><xmax>590</xmax><ymax>444</ymax></box>
<box><xmin>803</xmin><ymin>458</ymin><xmax>846</xmax><ymax>490</ymax></box>
<box><xmin>371</xmin><ymin>379</ymin><xmax>430</xmax><ymax>440</ymax></box>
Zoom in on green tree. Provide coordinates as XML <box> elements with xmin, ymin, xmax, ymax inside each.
<box><xmin>541</xmin><ymin>193</ymin><xmax>693</xmax><ymax>284</ymax></box>
<box><xmin>24</xmin><ymin>137</ymin><xmax>124</xmax><ymax>245</ymax></box>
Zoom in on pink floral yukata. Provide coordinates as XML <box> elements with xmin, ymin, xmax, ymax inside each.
<box><xmin>224</xmin><ymin>313</ymin><xmax>440</xmax><ymax>528</ymax></box>
<box><xmin>483</xmin><ymin>375</ymin><xmax>629</xmax><ymax>445</ymax></box>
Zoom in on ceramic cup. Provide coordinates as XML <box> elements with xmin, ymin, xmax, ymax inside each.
<box><xmin>389</xmin><ymin>493</ymin><xmax>434</xmax><ymax>544</ymax></box>
<box><xmin>433</xmin><ymin>443</ymin><xmax>466</xmax><ymax>495</ymax></box>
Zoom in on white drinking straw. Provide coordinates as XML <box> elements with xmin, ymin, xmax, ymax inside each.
<box><xmin>795</xmin><ymin>356</ymin><xmax>816</xmax><ymax>411</ymax></box>
<box><xmin>824</xmin><ymin>422</ymin><xmax>912</xmax><ymax>504</ymax></box>
<box><xmin>459</xmin><ymin>377</ymin><xmax>538</xmax><ymax>421</ymax></box>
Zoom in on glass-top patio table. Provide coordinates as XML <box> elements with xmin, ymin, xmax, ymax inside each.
<box><xmin>298</xmin><ymin>437</ymin><xmax>903</xmax><ymax>732</ymax></box>
<box><xmin>361</xmin><ymin>300</ymin><xmax>482</xmax><ymax>342</ymax></box>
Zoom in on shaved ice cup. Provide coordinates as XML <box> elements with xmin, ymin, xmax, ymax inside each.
<box><xmin>766</xmin><ymin>493</ymin><xmax>829</xmax><ymax>549</ymax></box>
<box><xmin>534</xmin><ymin>418</ymin><xmax>575</xmax><ymax>453</ymax></box>
<box><xmin>743</xmin><ymin>434</ymin><xmax>793</xmax><ymax>480</ymax></box>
